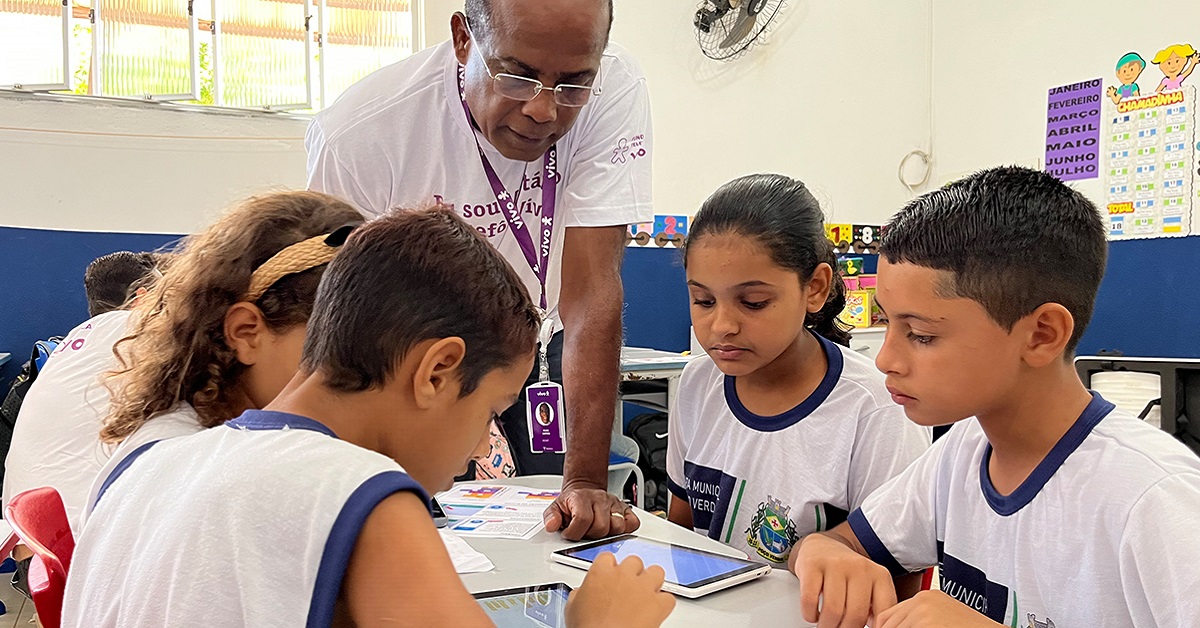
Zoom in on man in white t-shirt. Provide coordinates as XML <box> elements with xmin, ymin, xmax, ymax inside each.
<box><xmin>306</xmin><ymin>0</ymin><xmax>651</xmax><ymax>540</ymax></box>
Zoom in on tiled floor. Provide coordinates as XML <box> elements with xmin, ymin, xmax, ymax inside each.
<box><xmin>0</xmin><ymin>577</ymin><xmax>36</xmax><ymax>627</ymax></box>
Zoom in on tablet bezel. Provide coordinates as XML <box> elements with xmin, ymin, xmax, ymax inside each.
<box><xmin>471</xmin><ymin>581</ymin><xmax>574</xmax><ymax>601</ymax></box>
<box><xmin>472</xmin><ymin>582</ymin><xmax>573</xmax><ymax>627</ymax></box>
<box><xmin>551</xmin><ymin>534</ymin><xmax>768</xmax><ymax>591</ymax></box>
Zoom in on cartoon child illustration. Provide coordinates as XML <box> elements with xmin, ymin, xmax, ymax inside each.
<box><xmin>536</xmin><ymin>402</ymin><xmax>553</xmax><ymax>427</ymax></box>
<box><xmin>1107</xmin><ymin>52</ymin><xmax>1146</xmax><ymax>104</ymax></box>
<box><xmin>1153</xmin><ymin>44</ymin><xmax>1200</xmax><ymax>93</ymax></box>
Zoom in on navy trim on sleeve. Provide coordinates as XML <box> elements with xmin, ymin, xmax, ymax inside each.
<box><xmin>724</xmin><ymin>331</ymin><xmax>844</xmax><ymax>432</ymax></box>
<box><xmin>226</xmin><ymin>409</ymin><xmax>338</xmax><ymax>439</ymax></box>
<box><xmin>666</xmin><ymin>478</ymin><xmax>688</xmax><ymax>500</ymax></box>
<box><xmin>980</xmin><ymin>391</ymin><xmax>1114</xmax><ymax>516</ymax></box>
<box><xmin>847</xmin><ymin>508</ymin><xmax>908</xmax><ymax>578</ymax></box>
<box><xmin>93</xmin><ymin>440</ymin><xmax>162</xmax><ymax>510</ymax></box>
<box><xmin>306</xmin><ymin>470</ymin><xmax>430</xmax><ymax>628</ymax></box>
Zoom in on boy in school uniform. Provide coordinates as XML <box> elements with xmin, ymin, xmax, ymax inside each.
<box><xmin>789</xmin><ymin>166</ymin><xmax>1200</xmax><ymax>628</ymax></box>
<box><xmin>62</xmin><ymin>207</ymin><xmax>675</xmax><ymax>627</ymax></box>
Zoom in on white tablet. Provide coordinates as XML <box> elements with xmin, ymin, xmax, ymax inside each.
<box><xmin>473</xmin><ymin>582</ymin><xmax>572</xmax><ymax>628</ymax></box>
<box><xmin>551</xmin><ymin>534</ymin><xmax>771</xmax><ymax>598</ymax></box>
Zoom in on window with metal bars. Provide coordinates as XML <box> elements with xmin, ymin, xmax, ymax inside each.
<box><xmin>1</xmin><ymin>0</ymin><xmax>414</xmax><ymax>110</ymax></box>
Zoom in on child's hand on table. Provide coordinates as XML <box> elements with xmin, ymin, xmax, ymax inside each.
<box><xmin>791</xmin><ymin>532</ymin><xmax>897</xmax><ymax>628</ymax></box>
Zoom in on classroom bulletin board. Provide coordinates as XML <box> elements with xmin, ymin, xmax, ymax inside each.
<box><xmin>1049</xmin><ymin>43</ymin><xmax>1200</xmax><ymax>240</ymax></box>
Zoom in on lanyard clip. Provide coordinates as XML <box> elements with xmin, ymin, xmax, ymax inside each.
<box><xmin>538</xmin><ymin>316</ymin><xmax>555</xmax><ymax>382</ymax></box>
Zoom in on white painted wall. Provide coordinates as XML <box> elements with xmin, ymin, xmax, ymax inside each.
<box><xmin>930</xmin><ymin>0</ymin><xmax>1200</xmax><ymax>207</ymax></box>
<box><xmin>424</xmin><ymin>0</ymin><xmax>935</xmax><ymax>225</ymax></box>
<box><xmin>0</xmin><ymin>93</ymin><xmax>309</xmax><ymax>233</ymax></box>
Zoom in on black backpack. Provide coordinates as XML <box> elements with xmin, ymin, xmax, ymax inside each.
<box><xmin>626</xmin><ymin>411</ymin><xmax>669</xmax><ymax>513</ymax></box>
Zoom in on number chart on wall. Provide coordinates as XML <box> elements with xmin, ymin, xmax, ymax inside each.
<box><xmin>825</xmin><ymin>223</ymin><xmax>883</xmax><ymax>254</ymax></box>
<box><xmin>627</xmin><ymin>215</ymin><xmax>688</xmax><ymax>248</ymax></box>
<box><xmin>1098</xmin><ymin>44</ymin><xmax>1199</xmax><ymax>240</ymax></box>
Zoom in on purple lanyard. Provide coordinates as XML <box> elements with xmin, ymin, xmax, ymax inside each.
<box><xmin>458</xmin><ymin>64</ymin><xmax>559</xmax><ymax>310</ymax></box>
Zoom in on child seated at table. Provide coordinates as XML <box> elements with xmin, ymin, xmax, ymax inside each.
<box><xmin>790</xmin><ymin>166</ymin><xmax>1200</xmax><ymax>627</ymax></box>
<box><xmin>667</xmin><ymin>174</ymin><xmax>929</xmax><ymax>575</ymax></box>
<box><xmin>75</xmin><ymin>191</ymin><xmax>364</xmax><ymax>528</ymax></box>
<box><xmin>62</xmin><ymin>207</ymin><xmax>676</xmax><ymax>627</ymax></box>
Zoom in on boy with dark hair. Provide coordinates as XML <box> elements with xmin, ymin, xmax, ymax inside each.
<box><xmin>63</xmin><ymin>207</ymin><xmax>675</xmax><ymax>627</ymax></box>
<box><xmin>83</xmin><ymin>251</ymin><xmax>159</xmax><ymax>317</ymax></box>
<box><xmin>789</xmin><ymin>166</ymin><xmax>1200</xmax><ymax>628</ymax></box>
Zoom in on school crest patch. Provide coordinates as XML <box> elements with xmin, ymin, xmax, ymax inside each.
<box><xmin>745</xmin><ymin>495</ymin><xmax>798</xmax><ymax>563</ymax></box>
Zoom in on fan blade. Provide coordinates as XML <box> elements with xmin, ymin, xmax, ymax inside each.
<box><xmin>719</xmin><ymin>5</ymin><xmax>756</xmax><ymax>48</ymax></box>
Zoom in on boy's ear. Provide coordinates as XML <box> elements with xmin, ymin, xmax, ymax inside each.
<box><xmin>224</xmin><ymin>302</ymin><xmax>271</xmax><ymax>366</ymax></box>
<box><xmin>805</xmin><ymin>263</ymin><xmax>834</xmax><ymax>313</ymax></box>
<box><xmin>1018</xmin><ymin>303</ymin><xmax>1075</xmax><ymax>368</ymax></box>
<box><xmin>412</xmin><ymin>337</ymin><xmax>467</xmax><ymax>409</ymax></box>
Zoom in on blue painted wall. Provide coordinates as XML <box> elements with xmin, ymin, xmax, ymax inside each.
<box><xmin>3</xmin><ymin>228</ymin><xmax>1197</xmax><ymax>389</ymax></box>
<box><xmin>0</xmin><ymin>226</ymin><xmax>180</xmax><ymax>384</ymax></box>
<box><xmin>1078</xmin><ymin>236</ymin><xmax>1200</xmax><ymax>358</ymax></box>
<box><xmin>617</xmin><ymin>238</ymin><xmax>1200</xmax><ymax>361</ymax></box>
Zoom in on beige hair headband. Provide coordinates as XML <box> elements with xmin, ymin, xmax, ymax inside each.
<box><xmin>242</xmin><ymin>225</ymin><xmax>356</xmax><ymax>302</ymax></box>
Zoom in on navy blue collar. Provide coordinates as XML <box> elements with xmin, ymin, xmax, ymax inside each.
<box><xmin>723</xmin><ymin>331</ymin><xmax>844</xmax><ymax>432</ymax></box>
<box><xmin>980</xmin><ymin>391</ymin><xmax>1115</xmax><ymax>516</ymax></box>
<box><xmin>225</xmin><ymin>410</ymin><xmax>339</xmax><ymax>439</ymax></box>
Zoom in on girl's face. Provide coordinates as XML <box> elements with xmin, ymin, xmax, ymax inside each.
<box><xmin>239</xmin><ymin>323</ymin><xmax>307</xmax><ymax>410</ymax></box>
<box><xmin>686</xmin><ymin>233</ymin><xmax>829</xmax><ymax>377</ymax></box>
<box><xmin>1161</xmin><ymin>53</ymin><xmax>1187</xmax><ymax>77</ymax></box>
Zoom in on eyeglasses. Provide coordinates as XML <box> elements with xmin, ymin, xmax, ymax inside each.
<box><xmin>468</xmin><ymin>28</ymin><xmax>600</xmax><ymax>108</ymax></box>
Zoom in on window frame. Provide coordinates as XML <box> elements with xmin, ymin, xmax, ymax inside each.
<box><xmin>1</xmin><ymin>0</ymin><xmax>419</xmax><ymax>111</ymax></box>
<box><xmin>0</xmin><ymin>0</ymin><xmax>74</xmax><ymax>91</ymax></box>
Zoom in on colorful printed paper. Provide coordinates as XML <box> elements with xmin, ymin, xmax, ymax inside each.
<box><xmin>1046</xmin><ymin>79</ymin><xmax>1103</xmax><ymax>181</ymax></box>
<box><xmin>1103</xmin><ymin>86</ymin><xmax>1195</xmax><ymax>239</ymax></box>
<box><xmin>434</xmin><ymin>484</ymin><xmax>561</xmax><ymax>540</ymax></box>
<box><xmin>1101</xmin><ymin>44</ymin><xmax>1198</xmax><ymax>239</ymax></box>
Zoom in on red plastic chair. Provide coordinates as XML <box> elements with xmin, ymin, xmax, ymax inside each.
<box><xmin>5</xmin><ymin>487</ymin><xmax>75</xmax><ymax>628</ymax></box>
<box><xmin>921</xmin><ymin>567</ymin><xmax>935</xmax><ymax>590</ymax></box>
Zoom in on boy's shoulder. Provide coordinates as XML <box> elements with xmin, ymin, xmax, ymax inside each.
<box><xmin>1084</xmin><ymin>405</ymin><xmax>1200</xmax><ymax>490</ymax></box>
<box><xmin>939</xmin><ymin>400</ymin><xmax>1200</xmax><ymax>512</ymax></box>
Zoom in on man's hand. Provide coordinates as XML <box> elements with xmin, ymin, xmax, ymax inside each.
<box><xmin>544</xmin><ymin>481</ymin><xmax>641</xmax><ymax>541</ymax></box>
<box><xmin>874</xmin><ymin>590</ymin><xmax>1003</xmax><ymax>628</ymax></box>
<box><xmin>792</xmin><ymin>532</ymin><xmax>897</xmax><ymax>628</ymax></box>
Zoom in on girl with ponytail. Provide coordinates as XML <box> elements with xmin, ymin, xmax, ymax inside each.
<box><xmin>665</xmin><ymin>174</ymin><xmax>930</xmax><ymax>571</ymax></box>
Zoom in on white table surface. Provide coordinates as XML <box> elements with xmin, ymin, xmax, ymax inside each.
<box><xmin>620</xmin><ymin>347</ymin><xmax>695</xmax><ymax>373</ymax></box>
<box><xmin>458</xmin><ymin>476</ymin><xmax>813</xmax><ymax>627</ymax></box>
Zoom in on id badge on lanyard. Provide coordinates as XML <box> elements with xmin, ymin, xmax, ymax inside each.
<box><xmin>527</xmin><ymin>319</ymin><xmax>565</xmax><ymax>454</ymax></box>
<box><xmin>459</xmin><ymin>66</ymin><xmax>565</xmax><ymax>452</ymax></box>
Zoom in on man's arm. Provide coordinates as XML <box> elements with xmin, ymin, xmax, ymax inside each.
<box><xmin>543</xmin><ymin>224</ymin><xmax>641</xmax><ymax>541</ymax></box>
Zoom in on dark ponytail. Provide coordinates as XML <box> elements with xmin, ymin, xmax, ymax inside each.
<box><xmin>682</xmin><ymin>173</ymin><xmax>853</xmax><ymax>347</ymax></box>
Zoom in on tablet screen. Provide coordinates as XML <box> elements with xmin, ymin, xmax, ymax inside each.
<box><xmin>558</xmin><ymin>535</ymin><xmax>763</xmax><ymax>588</ymax></box>
<box><xmin>474</xmin><ymin>583</ymin><xmax>571</xmax><ymax>628</ymax></box>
